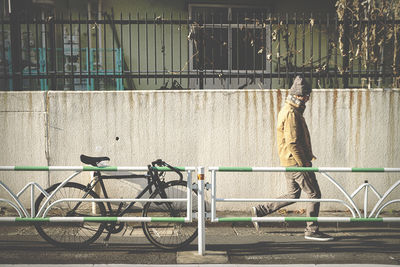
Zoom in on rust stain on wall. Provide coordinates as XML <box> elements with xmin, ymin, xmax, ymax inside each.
<box><xmin>332</xmin><ymin>89</ymin><xmax>338</xmax><ymax>133</ymax></box>
<box><xmin>355</xmin><ymin>91</ymin><xmax>363</xmax><ymax>163</ymax></box>
<box><xmin>269</xmin><ymin>90</ymin><xmax>276</xmax><ymax>145</ymax></box>
<box><xmin>277</xmin><ymin>90</ymin><xmax>282</xmax><ymax>112</ymax></box>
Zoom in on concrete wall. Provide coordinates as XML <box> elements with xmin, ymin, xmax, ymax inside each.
<box><xmin>1</xmin><ymin>89</ymin><xmax>399</xmax><ymax>212</ymax></box>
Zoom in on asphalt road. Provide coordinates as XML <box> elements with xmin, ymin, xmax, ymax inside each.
<box><xmin>0</xmin><ymin>223</ymin><xmax>400</xmax><ymax>265</ymax></box>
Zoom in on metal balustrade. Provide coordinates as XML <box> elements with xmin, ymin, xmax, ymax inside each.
<box><xmin>0</xmin><ymin>166</ymin><xmax>195</xmax><ymax>223</ymax></box>
<box><xmin>1</xmin><ymin>165</ymin><xmax>400</xmax><ymax>256</ymax></box>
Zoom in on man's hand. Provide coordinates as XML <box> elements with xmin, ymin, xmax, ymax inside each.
<box><xmin>305</xmin><ymin>161</ymin><xmax>312</xmax><ymax>167</ymax></box>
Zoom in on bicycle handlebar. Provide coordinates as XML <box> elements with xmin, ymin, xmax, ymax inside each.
<box><xmin>151</xmin><ymin>159</ymin><xmax>183</xmax><ymax>181</ymax></box>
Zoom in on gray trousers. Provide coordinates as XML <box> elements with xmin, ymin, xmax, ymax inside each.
<box><xmin>257</xmin><ymin>171</ymin><xmax>321</xmax><ymax>233</ymax></box>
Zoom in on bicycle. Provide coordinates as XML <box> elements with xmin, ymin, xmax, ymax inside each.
<box><xmin>34</xmin><ymin>155</ymin><xmax>199</xmax><ymax>250</ymax></box>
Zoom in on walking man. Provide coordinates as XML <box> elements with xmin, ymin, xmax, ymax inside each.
<box><xmin>251</xmin><ymin>75</ymin><xmax>333</xmax><ymax>241</ymax></box>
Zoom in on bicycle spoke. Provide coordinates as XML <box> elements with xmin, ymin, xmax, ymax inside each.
<box><xmin>35</xmin><ymin>182</ymin><xmax>106</xmax><ymax>249</ymax></box>
<box><xmin>142</xmin><ymin>180</ymin><xmax>199</xmax><ymax>250</ymax></box>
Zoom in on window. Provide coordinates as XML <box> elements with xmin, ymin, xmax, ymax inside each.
<box><xmin>190</xmin><ymin>5</ymin><xmax>270</xmax><ymax>72</ymax></box>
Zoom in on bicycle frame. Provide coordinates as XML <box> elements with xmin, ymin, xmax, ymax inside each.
<box><xmin>90</xmin><ymin>170</ymin><xmax>163</xmax><ymax>217</ymax></box>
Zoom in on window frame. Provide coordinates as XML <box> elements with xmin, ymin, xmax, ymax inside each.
<box><xmin>188</xmin><ymin>3</ymin><xmax>271</xmax><ymax>73</ymax></box>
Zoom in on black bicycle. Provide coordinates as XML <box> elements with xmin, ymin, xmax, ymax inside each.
<box><xmin>34</xmin><ymin>155</ymin><xmax>199</xmax><ymax>250</ymax></box>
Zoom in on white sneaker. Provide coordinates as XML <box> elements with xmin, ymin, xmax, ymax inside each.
<box><xmin>251</xmin><ymin>207</ymin><xmax>259</xmax><ymax>231</ymax></box>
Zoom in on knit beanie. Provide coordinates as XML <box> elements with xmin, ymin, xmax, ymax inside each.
<box><xmin>289</xmin><ymin>76</ymin><xmax>312</xmax><ymax>96</ymax></box>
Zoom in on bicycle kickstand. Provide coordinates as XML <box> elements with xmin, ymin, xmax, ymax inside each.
<box><xmin>103</xmin><ymin>231</ymin><xmax>112</xmax><ymax>247</ymax></box>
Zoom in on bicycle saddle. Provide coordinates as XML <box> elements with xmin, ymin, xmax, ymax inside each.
<box><xmin>80</xmin><ymin>154</ymin><xmax>110</xmax><ymax>167</ymax></box>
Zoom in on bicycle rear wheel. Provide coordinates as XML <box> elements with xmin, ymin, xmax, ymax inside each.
<box><xmin>34</xmin><ymin>182</ymin><xmax>106</xmax><ymax>249</ymax></box>
<box><xmin>141</xmin><ymin>180</ymin><xmax>198</xmax><ymax>250</ymax></box>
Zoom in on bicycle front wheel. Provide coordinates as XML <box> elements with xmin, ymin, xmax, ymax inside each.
<box><xmin>34</xmin><ymin>182</ymin><xmax>106</xmax><ymax>249</ymax></box>
<box><xmin>141</xmin><ymin>180</ymin><xmax>198</xmax><ymax>250</ymax></box>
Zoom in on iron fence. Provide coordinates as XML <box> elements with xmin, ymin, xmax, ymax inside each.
<box><xmin>1</xmin><ymin>11</ymin><xmax>399</xmax><ymax>90</ymax></box>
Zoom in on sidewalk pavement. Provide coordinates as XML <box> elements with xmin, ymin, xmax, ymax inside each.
<box><xmin>0</xmin><ymin>211</ymin><xmax>399</xmax><ymax>265</ymax></box>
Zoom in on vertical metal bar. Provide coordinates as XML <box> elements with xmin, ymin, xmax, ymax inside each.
<box><xmin>277</xmin><ymin>14</ymin><xmax>280</xmax><ymax>86</ymax></box>
<box><xmin>245</xmin><ymin>12</ymin><xmax>248</xmax><ymax>85</ymax></box>
<box><xmin>334</xmin><ymin>13</ymin><xmax>338</xmax><ymax>87</ymax></box>
<box><xmin>211</xmin><ymin>170</ymin><xmax>216</xmax><ymax>222</ymax></box>
<box><xmin>269</xmin><ymin>13</ymin><xmax>272</xmax><ymax>89</ymax></box>
<box><xmin>179</xmin><ymin>12</ymin><xmax>182</xmax><ymax>85</ymax></box>
<box><xmin>294</xmin><ymin>13</ymin><xmax>297</xmax><ymax>77</ymax></box>
<box><xmin>195</xmin><ymin>12</ymin><xmax>198</xmax><ymax>86</ymax></box>
<box><xmin>26</xmin><ymin>19</ymin><xmax>32</xmax><ymax>89</ymax></box>
<box><xmin>318</xmin><ymin>13</ymin><xmax>322</xmax><ymax>87</ymax></box>
<box><xmin>228</xmin><ymin>11</ymin><xmax>231</xmax><ymax>86</ymax></box>
<box><xmin>310</xmin><ymin>12</ymin><xmax>313</xmax><ymax>88</ymax></box>
<box><xmin>197</xmin><ymin>167</ymin><xmax>205</xmax><ymax>256</ymax></box>
<box><xmin>96</xmin><ymin>12</ymin><xmax>99</xmax><ymax>85</ymax></box>
<box><xmin>10</xmin><ymin>5</ymin><xmax>23</xmax><ymax>90</ymax></box>
<box><xmin>261</xmin><ymin>12</ymin><xmax>265</xmax><ymax>84</ymax></box>
<box><xmin>237</xmin><ymin>12</ymin><xmax>239</xmax><ymax>85</ymax></box>
<box><xmin>302</xmin><ymin>13</ymin><xmax>305</xmax><ymax>78</ymax></box>
<box><xmin>326</xmin><ymin>13</ymin><xmax>330</xmax><ymax>87</ymax></box>
<box><xmin>53</xmin><ymin>14</ymin><xmax>58</xmax><ymax>90</ymax></box>
<box><xmin>120</xmin><ymin>13</ymin><xmax>123</xmax><ymax>70</ymax></box>
<box><xmin>253</xmin><ymin>12</ymin><xmax>256</xmax><ymax>84</ymax></box>
<box><xmin>260</xmin><ymin>12</ymin><xmax>267</xmax><ymax>84</ymax></box>
<box><xmin>391</xmin><ymin>13</ymin><xmax>395</xmax><ymax>86</ymax></box>
<box><xmin>187</xmin><ymin>14</ymin><xmax>189</xmax><ymax>89</ymax></box>
<box><xmin>129</xmin><ymin>13</ymin><xmax>132</xmax><ymax>81</ymax></box>
<box><xmin>162</xmin><ymin>12</ymin><xmax>165</xmax><ymax>85</ymax></box>
<box><xmin>103</xmin><ymin>12</ymin><xmax>107</xmax><ymax>85</ymax></box>
<box><xmin>69</xmin><ymin>12</ymin><xmax>73</xmax><ymax>90</ymax></box>
<box><xmin>30</xmin><ymin>184</ymin><xmax>35</xmax><ymax>218</ymax></box>
<box><xmin>285</xmin><ymin>13</ymin><xmax>289</xmax><ymax>86</ymax></box>
<box><xmin>1</xmin><ymin>12</ymin><xmax>8</xmax><ymax>89</ymax></box>
<box><xmin>153</xmin><ymin>13</ymin><xmax>157</xmax><ymax>85</ymax></box>
<box><xmin>36</xmin><ymin>13</ymin><xmax>42</xmax><ymax>90</ymax></box>
<box><xmin>379</xmin><ymin>15</ymin><xmax>387</xmax><ymax>87</ymax></box>
<box><xmin>366</xmin><ymin>13</ymin><xmax>371</xmax><ymax>88</ymax></box>
<box><xmin>357</xmin><ymin>9</ymin><xmax>362</xmax><ymax>84</ymax></box>
<box><xmin>171</xmin><ymin>12</ymin><xmax>173</xmax><ymax>84</ymax></box>
<box><xmin>364</xmin><ymin>183</ymin><xmax>368</xmax><ymax>218</ymax></box>
<box><xmin>112</xmin><ymin>11</ymin><xmax>115</xmax><ymax>79</ymax></box>
<box><xmin>137</xmin><ymin>12</ymin><xmax>140</xmax><ymax>85</ymax></box>
<box><xmin>147</xmin><ymin>13</ymin><xmax>150</xmax><ymax>85</ymax></box>
<box><xmin>85</xmin><ymin>12</ymin><xmax>88</xmax><ymax>89</ymax></box>
<box><xmin>41</xmin><ymin>13</ymin><xmax>48</xmax><ymax>89</ymax></box>
<box><xmin>374</xmin><ymin>17</ymin><xmax>378</xmax><ymax>87</ymax></box>
<box><xmin>350</xmin><ymin>13</ymin><xmax>354</xmax><ymax>84</ymax></box>
<box><xmin>186</xmin><ymin>170</ymin><xmax>192</xmax><ymax>222</ymax></box>
<box><xmin>202</xmin><ymin>11</ymin><xmax>205</xmax><ymax>87</ymax></box>
<box><xmin>120</xmin><ymin>12</ymin><xmax>123</xmax><ymax>90</ymax></box>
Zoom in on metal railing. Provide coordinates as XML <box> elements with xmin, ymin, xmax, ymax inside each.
<box><xmin>1</xmin><ymin>165</ymin><xmax>400</xmax><ymax>256</ymax></box>
<box><xmin>1</xmin><ymin>11</ymin><xmax>399</xmax><ymax>90</ymax></box>
<box><xmin>197</xmin><ymin>166</ymin><xmax>400</xmax><ymax>254</ymax></box>
<box><xmin>0</xmin><ymin>165</ymin><xmax>195</xmax><ymax>223</ymax></box>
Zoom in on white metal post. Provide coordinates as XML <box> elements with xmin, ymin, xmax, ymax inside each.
<box><xmin>187</xmin><ymin>170</ymin><xmax>192</xmax><ymax>222</ymax></box>
<box><xmin>211</xmin><ymin>170</ymin><xmax>216</xmax><ymax>222</ymax></box>
<box><xmin>31</xmin><ymin>185</ymin><xmax>35</xmax><ymax>218</ymax></box>
<box><xmin>197</xmin><ymin>166</ymin><xmax>205</xmax><ymax>256</ymax></box>
<box><xmin>364</xmin><ymin>182</ymin><xmax>369</xmax><ymax>218</ymax></box>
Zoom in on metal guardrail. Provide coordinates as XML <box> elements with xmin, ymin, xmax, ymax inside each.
<box><xmin>0</xmin><ymin>166</ymin><xmax>195</xmax><ymax>223</ymax></box>
<box><xmin>1</xmin><ymin>165</ymin><xmax>400</xmax><ymax>256</ymax></box>
<box><xmin>196</xmin><ymin>166</ymin><xmax>400</xmax><ymax>254</ymax></box>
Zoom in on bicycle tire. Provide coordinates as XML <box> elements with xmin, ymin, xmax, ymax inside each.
<box><xmin>141</xmin><ymin>180</ymin><xmax>199</xmax><ymax>250</ymax></box>
<box><xmin>34</xmin><ymin>182</ymin><xmax>106</xmax><ymax>249</ymax></box>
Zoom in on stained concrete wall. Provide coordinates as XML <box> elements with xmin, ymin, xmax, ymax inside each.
<box><xmin>1</xmin><ymin>89</ymin><xmax>399</xmax><ymax>212</ymax></box>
